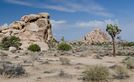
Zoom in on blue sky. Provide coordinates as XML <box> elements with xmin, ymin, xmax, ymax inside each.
<box><xmin>0</xmin><ymin>0</ymin><xmax>134</xmax><ymax>41</ymax></box>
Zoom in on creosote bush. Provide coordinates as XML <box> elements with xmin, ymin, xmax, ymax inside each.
<box><xmin>0</xmin><ymin>36</ymin><xmax>21</xmax><ymax>50</ymax></box>
<box><xmin>57</xmin><ymin>42</ymin><xmax>72</xmax><ymax>51</ymax></box>
<box><xmin>28</xmin><ymin>44</ymin><xmax>41</xmax><ymax>52</ymax></box>
<box><xmin>82</xmin><ymin>65</ymin><xmax>109</xmax><ymax>82</ymax></box>
<box><xmin>114</xmin><ymin>65</ymin><xmax>129</xmax><ymax>79</ymax></box>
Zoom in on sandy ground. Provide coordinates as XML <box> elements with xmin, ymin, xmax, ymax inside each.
<box><xmin>0</xmin><ymin>50</ymin><xmax>133</xmax><ymax>82</ymax></box>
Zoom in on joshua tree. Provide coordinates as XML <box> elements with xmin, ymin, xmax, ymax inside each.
<box><xmin>106</xmin><ymin>24</ymin><xmax>121</xmax><ymax>56</ymax></box>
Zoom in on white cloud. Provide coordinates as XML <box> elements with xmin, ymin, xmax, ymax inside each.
<box><xmin>4</xmin><ymin>0</ymin><xmax>112</xmax><ymax>17</ymax></box>
<box><xmin>51</xmin><ymin>20</ymin><xmax>68</xmax><ymax>29</ymax></box>
<box><xmin>76</xmin><ymin>19</ymin><xmax>119</xmax><ymax>28</ymax></box>
<box><xmin>51</xmin><ymin>20</ymin><xmax>67</xmax><ymax>25</ymax></box>
<box><xmin>5</xmin><ymin>0</ymin><xmax>32</xmax><ymax>6</ymax></box>
<box><xmin>51</xmin><ymin>19</ymin><xmax>119</xmax><ymax>30</ymax></box>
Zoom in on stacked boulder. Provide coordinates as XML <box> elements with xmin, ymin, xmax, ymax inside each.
<box><xmin>83</xmin><ymin>28</ymin><xmax>110</xmax><ymax>44</ymax></box>
<box><xmin>0</xmin><ymin>13</ymin><xmax>53</xmax><ymax>50</ymax></box>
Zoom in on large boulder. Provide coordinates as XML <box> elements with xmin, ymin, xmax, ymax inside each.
<box><xmin>21</xmin><ymin>14</ymin><xmax>40</xmax><ymax>23</ymax></box>
<box><xmin>83</xmin><ymin>28</ymin><xmax>110</xmax><ymax>44</ymax></box>
<box><xmin>0</xmin><ymin>12</ymin><xmax>53</xmax><ymax>51</ymax></box>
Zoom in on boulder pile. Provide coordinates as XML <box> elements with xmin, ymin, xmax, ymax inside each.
<box><xmin>0</xmin><ymin>13</ymin><xmax>53</xmax><ymax>50</ymax></box>
<box><xmin>83</xmin><ymin>28</ymin><xmax>110</xmax><ymax>44</ymax></box>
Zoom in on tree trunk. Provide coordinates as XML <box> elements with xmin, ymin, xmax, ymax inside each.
<box><xmin>112</xmin><ymin>37</ymin><xmax>116</xmax><ymax>56</ymax></box>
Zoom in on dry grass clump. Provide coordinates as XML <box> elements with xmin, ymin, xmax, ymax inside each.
<box><xmin>58</xmin><ymin>70</ymin><xmax>72</xmax><ymax>78</ymax></box>
<box><xmin>114</xmin><ymin>65</ymin><xmax>129</xmax><ymax>79</ymax></box>
<box><xmin>0</xmin><ymin>61</ymin><xmax>26</xmax><ymax>78</ymax></box>
<box><xmin>82</xmin><ymin>65</ymin><xmax>109</xmax><ymax>82</ymax></box>
<box><xmin>124</xmin><ymin>57</ymin><xmax>134</xmax><ymax>69</ymax></box>
<box><xmin>59</xmin><ymin>57</ymin><xmax>70</xmax><ymax>65</ymax></box>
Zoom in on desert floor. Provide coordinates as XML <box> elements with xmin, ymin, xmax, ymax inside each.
<box><xmin>0</xmin><ymin>49</ymin><xmax>133</xmax><ymax>82</ymax></box>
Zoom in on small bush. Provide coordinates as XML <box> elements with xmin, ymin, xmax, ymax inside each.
<box><xmin>121</xmin><ymin>42</ymin><xmax>134</xmax><ymax>47</ymax></box>
<box><xmin>82</xmin><ymin>65</ymin><xmax>109</xmax><ymax>82</ymax></box>
<box><xmin>0</xmin><ymin>61</ymin><xmax>26</xmax><ymax>78</ymax></box>
<box><xmin>0</xmin><ymin>36</ymin><xmax>21</xmax><ymax>50</ymax></box>
<box><xmin>57</xmin><ymin>42</ymin><xmax>72</xmax><ymax>51</ymax></box>
<box><xmin>28</xmin><ymin>44</ymin><xmax>41</xmax><ymax>52</ymax></box>
<box><xmin>114</xmin><ymin>65</ymin><xmax>129</xmax><ymax>79</ymax></box>
<box><xmin>48</xmin><ymin>37</ymin><xmax>58</xmax><ymax>49</ymax></box>
<box><xmin>59</xmin><ymin>57</ymin><xmax>70</xmax><ymax>65</ymax></box>
<box><xmin>124</xmin><ymin>57</ymin><xmax>134</xmax><ymax>69</ymax></box>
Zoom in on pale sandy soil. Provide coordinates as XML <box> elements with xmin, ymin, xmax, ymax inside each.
<box><xmin>0</xmin><ymin>50</ymin><xmax>133</xmax><ymax>82</ymax></box>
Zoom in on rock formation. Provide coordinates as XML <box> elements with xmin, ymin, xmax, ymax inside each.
<box><xmin>0</xmin><ymin>12</ymin><xmax>53</xmax><ymax>50</ymax></box>
<box><xmin>83</xmin><ymin>28</ymin><xmax>110</xmax><ymax>44</ymax></box>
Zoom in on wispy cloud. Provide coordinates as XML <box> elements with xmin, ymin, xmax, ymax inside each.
<box><xmin>76</xmin><ymin>19</ymin><xmax>119</xmax><ymax>28</ymax></box>
<box><xmin>4</xmin><ymin>0</ymin><xmax>112</xmax><ymax>17</ymax></box>
<box><xmin>5</xmin><ymin>0</ymin><xmax>32</xmax><ymax>6</ymax></box>
<box><xmin>51</xmin><ymin>20</ymin><xmax>68</xmax><ymax>29</ymax></box>
<box><xmin>51</xmin><ymin>19</ymin><xmax>119</xmax><ymax>30</ymax></box>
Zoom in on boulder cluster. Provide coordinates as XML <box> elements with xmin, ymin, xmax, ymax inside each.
<box><xmin>0</xmin><ymin>13</ymin><xmax>53</xmax><ymax>50</ymax></box>
<box><xmin>0</xmin><ymin>12</ymin><xmax>110</xmax><ymax>50</ymax></box>
<box><xmin>83</xmin><ymin>28</ymin><xmax>110</xmax><ymax>44</ymax></box>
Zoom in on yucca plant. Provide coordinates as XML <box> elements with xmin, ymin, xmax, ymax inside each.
<box><xmin>106</xmin><ymin>24</ymin><xmax>121</xmax><ymax>56</ymax></box>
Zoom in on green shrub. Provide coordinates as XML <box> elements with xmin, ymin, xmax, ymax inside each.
<box><xmin>114</xmin><ymin>65</ymin><xmax>129</xmax><ymax>79</ymax></box>
<box><xmin>124</xmin><ymin>57</ymin><xmax>134</xmax><ymax>69</ymax></box>
<box><xmin>0</xmin><ymin>36</ymin><xmax>21</xmax><ymax>50</ymax></box>
<box><xmin>28</xmin><ymin>44</ymin><xmax>41</xmax><ymax>52</ymax></box>
<box><xmin>57</xmin><ymin>42</ymin><xmax>72</xmax><ymax>51</ymax></box>
<box><xmin>82</xmin><ymin>65</ymin><xmax>109</xmax><ymax>82</ymax></box>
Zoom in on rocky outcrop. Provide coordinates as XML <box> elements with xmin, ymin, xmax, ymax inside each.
<box><xmin>0</xmin><ymin>12</ymin><xmax>53</xmax><ymax>50</ymax></box>
<box><xmin>83</xmin><ymin>28</ymin><xmax>110</xmax><ymax>44</ymax></box>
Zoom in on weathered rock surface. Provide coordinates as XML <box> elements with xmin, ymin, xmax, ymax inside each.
<box><xmin>0</xmin><ymin>12</ymin><xmax>53</xmax><ymax>50</ymax></box>
<box><xmin>83</xmin><ymin>28</ymin><xmax>110</xmax><ymax>44</ymax></box>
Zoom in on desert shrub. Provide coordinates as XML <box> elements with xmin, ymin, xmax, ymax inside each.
<box><xmin>114</xmin><ymin>65</ymin><xmax>129</xmax><ymax>79</ymax></box>
<box><xmin>124</xmin><ymin>57</ymin><xmax>134</xmax><ymax>69</ymax></box>
<box><xmin>28</xmin><ymin>44</ymin><xmax>41</xmax><ymax>52</ymax></box>
<box><xmin>48</xmin><ymin>37</ymin><xmax>58</xmax><ymax>49</ymax></box>
<box><xmin>57</xmin><ymin>42</ymin><xmax>72</xmax><ymax>51</ymax></box>
<box><xmin>0</xmin><ymin>61</ymin><xmax>26</xmax><ymax>78</ymax></box>
<box><xmin>82</xmin><ymin>65</ymin><xmax>109</xmax><ymax>82</ymax></box>
<box><xmin>121</xmin><ymin>42</ymin><xmax>134</xmax><ymax>47</ymax></box>
<box><xmin>116</xmin><ymin>51</ymin><xmax>134</xmax><ymax>56</ymax></box>
<box><xmin>116</xmin><ymin>51</ymin><xmax>127</xmax><ymax>56</ymax></box>
<box><xmin>0</xmin><ymin>36</ymin><xmax>21</xmax><ymax>50</ymax></box>
<box><xmin>59</xmin><ymin>57</ymin><xmax>70</xmax><ymax>65</ymax></box>
<box><xmin>126</xmin><ymin>52</ymin><xmax>134</xmax><ymax>56</ymax></box>
<box><xmin>58</xmin><ymin>70</ymin><xmax>72</xmax><ymax>78</ymax></box>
